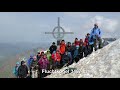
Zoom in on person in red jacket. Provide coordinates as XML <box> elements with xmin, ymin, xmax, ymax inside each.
<box><xmin>84</xmin><ymin>33</ymin><xmax>90</xmax><ymax>46</ymax></box>
<box><xmin>51</xmin><ymin>50</ymin><xmax>61</xmax><ymax>69</ymax></box>
<box><xmin>59</xmin><ymin>40</ymin><xmax>66</xmax><ymax>67</ymax></box>
<box><xmin>74</xmin><ymin>38</ymin><xmax>80</xmax><ymax>47</ymax></box>
<box><xmin>84</xmin><ymin>33</ymin><xmax>91</xmax><ymax>55</ymax></box>
<box><xmin>59</xmin><ymin>40</ymin><xmax>66</xmax><ymax>55</ymax></box>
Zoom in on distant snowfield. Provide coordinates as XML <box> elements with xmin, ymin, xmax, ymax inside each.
<box><xmin>47</xmin><ymin>38</ymin><xmax>120</xmax><ymax>78</ymax></box>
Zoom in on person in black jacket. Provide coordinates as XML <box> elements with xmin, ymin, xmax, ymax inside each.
<box><xmin>83</xmin><ymin>42</ymin><xmax>88</xmax><ymax>57</ymax></box>
<box><xmin>49</xmin><ymin>42</ymin><xmax>57</xmax><ymax>54</ymax></box>
<box><xmin>18</xmin><ymin>61</ymin><xmax>29</xmax><ymax>78</ymax></box>
<box><xmin>71</xmin><ymin>43</ymin><xmax>76</xmax><ymax>61</ymax></box>
<box><xmin>66</xmin><ymin>42</ymin><xmax>72</xmax><ymax>52</ymax></box>
<box><xmin>79</xmin><ymin>44</ymin><xmax>84</xmax><ymax>59</ymax></box>
<box><xmin>37</xmin><ymin>52</ymin><xmax>41</xmax><ymax>61</ymax></box>
<box><xmin>62</xmin><ymin>51</ymin><xmax>71</xmax><ymax>66</ymax></box>
<box><xmin>66</xmin><ymin>42</ymin><xmax>73</xmax><ymax>64</ymax></box>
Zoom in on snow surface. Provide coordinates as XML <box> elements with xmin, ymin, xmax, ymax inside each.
<box><xmin>46</xmin><ymin>38</ymin><xmax>120</xmax><ymax>78</ymax></box>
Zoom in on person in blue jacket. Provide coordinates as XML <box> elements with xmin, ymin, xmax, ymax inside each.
<box><xmin>27</xmin><ymin>55</ymin><xmax>34</xmax><ymax>70</ymax></box>
<box><xmin>90</xmin><ymin>23</ymin><xmax>102</xmax><ymax>51</ymax></box>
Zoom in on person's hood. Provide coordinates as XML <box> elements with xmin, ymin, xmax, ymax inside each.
<box><xmin>21</xmin><ymin>61</ymin><xmax>25</xmax><ymax>66</ymax></box>
<box><xmin>47</xmin><ymin>49</ymin><xmax>50</xmax><ymax>52</ymax></box>
<box><xmin>16</xmin><ymin>62</ymin><xmax>20</xmax><ymax>65</ymax></box>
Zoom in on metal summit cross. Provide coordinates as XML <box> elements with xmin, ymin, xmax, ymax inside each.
<box><xmin>45</xmin><ymin>17</ymin><xmax>74</xmax><ymax>45</ymax></box>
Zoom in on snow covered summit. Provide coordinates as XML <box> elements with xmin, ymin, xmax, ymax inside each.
<box><xmin>47</xmin><ymin>38</ymin><xmax>120</xmax><ymax>78</ymax></box>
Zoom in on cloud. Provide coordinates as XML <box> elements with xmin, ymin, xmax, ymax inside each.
<box><xmin>83</xmin><ymin>15</ymin><xmax>119</xmax><ymax>33</ymax></box>
<box><xmin>0</xmin><ymin>12</ymin><xmax>120</xmax><ymax>43</ymax></box>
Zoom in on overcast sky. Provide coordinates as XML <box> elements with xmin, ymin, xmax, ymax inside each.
<box><xmin>0</xmin><ymin>12</ymin><xmax>120</xmax><ymax>43</ymax></box>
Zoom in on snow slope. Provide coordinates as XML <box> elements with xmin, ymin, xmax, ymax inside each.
<box><xmin>47</xmin><ymin>38</ymin><xmax>120</xmax><ymax>78</ymax></box>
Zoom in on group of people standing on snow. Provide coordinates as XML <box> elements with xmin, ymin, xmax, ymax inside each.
<box><xmin>13</xmin><ymin>23</ymin><xmax>103</xmax><ymax>78</ymax></box>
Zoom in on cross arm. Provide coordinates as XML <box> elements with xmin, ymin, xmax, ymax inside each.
<box><xmin>45</xmin><ymin>32</ymin><xmax>74</xmax><ymax>34</ymax></box>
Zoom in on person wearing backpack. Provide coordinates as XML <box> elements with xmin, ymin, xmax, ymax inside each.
<box><xmin>90</xmin><ymin>23</ymin><xmax>102</xmax><ymax>51</ymax></box>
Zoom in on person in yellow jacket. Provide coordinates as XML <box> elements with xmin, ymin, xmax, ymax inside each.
<box><xmin>45</xmin><ymin>50</ymin><xmax>53</xmax><ymax>69</ymax></box>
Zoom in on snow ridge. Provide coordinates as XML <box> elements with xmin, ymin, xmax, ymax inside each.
<box><xmin>47</xmin><ymin>38</ymin><xmax>120</xmax><ymax>78</ymax></box>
